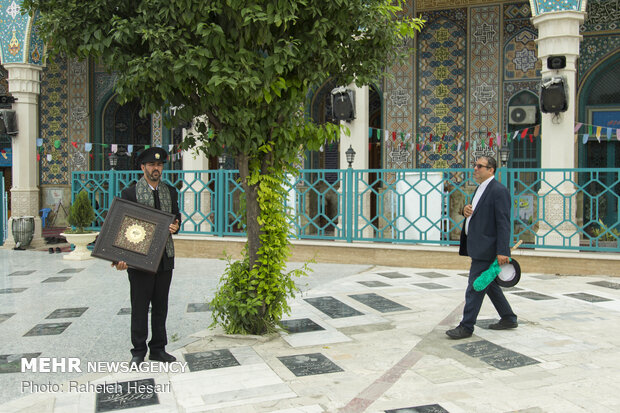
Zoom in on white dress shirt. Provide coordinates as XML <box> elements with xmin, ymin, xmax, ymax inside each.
<box><xmin>465</xmin><ymin>175</ymin><xmax>494</xmax><ymax>235</ymax></box>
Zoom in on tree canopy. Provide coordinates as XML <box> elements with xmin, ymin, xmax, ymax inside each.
<box><xmin>24</xmin><ymin>0</ymin><xmax>423</xmax><ymax>333</ymax></box>
<box><xmin>24</xmin><ymin>0</ymin><xmax>423</xmax><ymax>163</ymax></box>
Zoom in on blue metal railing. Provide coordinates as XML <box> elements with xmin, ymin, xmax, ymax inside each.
<box><xmin>71</xmin><ymin>167</ymin><xmax>620</xmax><ymax>252</ymax></box>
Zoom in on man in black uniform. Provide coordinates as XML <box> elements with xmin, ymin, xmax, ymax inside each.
<box><xmin>113</xmin><ymin>147</ymin><xmax>181</xmax><ymax>365</ymax></box>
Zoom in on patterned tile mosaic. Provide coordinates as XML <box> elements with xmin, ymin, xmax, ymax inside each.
<box><xmin>417</xmin><ymin>9</ymin><xmax>467</xmax><ymax>169</ymax></box>
<box><xmin>40</xmin><ymin>57</ymin><xmax>69</xmax><ymax>185</ymax></box>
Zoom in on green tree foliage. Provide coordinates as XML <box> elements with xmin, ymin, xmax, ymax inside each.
<box><xmin>24</xmin><ymin>0</ymin><xmax>423</xmax><ymax>333</ymax></box>
<box><xmin>67</xmin><ymin>190</ymin><xmax>95</xmax><ymax>233</ymax></box>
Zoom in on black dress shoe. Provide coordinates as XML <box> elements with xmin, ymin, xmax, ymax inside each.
<box><xmin>149</xmin><ymin>351</ymin><xmax>176</xmax><ymax>363</ymax></box>
<box><xmin>445</xmin><ymin>325</ymin><xmax>473</xmax><ymax>339</ymax></box>
<box><xmin>488</xmin><ymin>319</ymin><xmax>518</xmax><ymax>330</ymax></box>
<box><xmin>130</xmin><ymin>355</ymin><xmax>144</xmax><ymax>366</ymax></box>
<box><xmin>48</xmin><ymin>248</ymin><xmax>54</xmax><ymax>254</ymax></box>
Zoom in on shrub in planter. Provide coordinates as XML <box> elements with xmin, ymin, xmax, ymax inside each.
<box><xmin>66</xmin><ymin>190</ymin><xmax>96</xmax><ymax>234</ymax></box>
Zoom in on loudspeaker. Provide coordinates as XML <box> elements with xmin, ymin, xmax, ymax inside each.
<box><xmin>547</xmin><ymin>55</ymin><xmax>566</xmax><ymax>70</ymax></box>
<box><xmin>331</xmin><ymin>87</ymin><xmax>356</xmax><ymax>121</ymax></box>
<box><xmin>0</xmin><ymin>109</ymin><xmax>18</xmax><ymax>135</ymax></box>
<box><xmin>540</xmin><ymin>77</ymin><xmax>568</xmax><ymax>114</ymax></box>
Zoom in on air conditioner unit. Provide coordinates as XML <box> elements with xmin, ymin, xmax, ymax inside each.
<box><xmin>508</xmin><ymin>106</ymin><xmax>536</xmax><ymax>125</ymax></box>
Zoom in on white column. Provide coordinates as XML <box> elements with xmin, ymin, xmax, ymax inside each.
<box><xmin>181</xmin><ymin>126</ymin><xmax>211</xmax><ymax>232</ymax></box>
<box><xmin>532</xmin><ymin>11</ymin><xmax>585</xmax><ymax>247</ymax></box>
<box><xmin>339</xmin><ymin>84</ymin><xmax>369</xmax><ymax>170</ymax></box>
<box><xmin>4</xmin><ymin>63</ymin><xmax>44</xmax><ymax>249</ymax></box>
<box><xmin>339</xmin><ymin>84</ymin><xmax>372</xmax><ymax>238</ymax></box>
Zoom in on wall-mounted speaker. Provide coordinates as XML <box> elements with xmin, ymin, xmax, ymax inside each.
<box><xmin>547</xmin><ymin>55</ymin><xmax>566</xmax><ymax>70</ymax></box>
<box><xmin>0</xmin><ymin>109</ymin><xmax>18</xmax><ymax>135</ymax></box>
<box><xmin>331</xmin><ymin>87</ymin><xmax>356</xmax><ymax>121</ymax></box>
<box><xmin>540</xmin><ymin>77</ymin><xmax>568</xmax><ymax>114</ymax></box>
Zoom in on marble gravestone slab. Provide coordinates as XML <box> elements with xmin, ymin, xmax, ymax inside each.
<box><xmin>413</xmin><ymin>283</ymin><xmax>449</xmax><ymax>290</ymax></box>
<box><xmin>58</xmin><ymin>268</ymin><xmax>85</xmax><ymax>274</ymax></box>
<box><xmin>183</xmin><ymin>349</ymin><xmax>240</xmax><ymax>372</ymax></box>
<box><xmin>24</xmin><ymin>322</ymin><xmax>71</xmax><ymax>336</ymax></box>
<box><xmin>511</xmin><ymin>291</ymin><xmax>557</xmax><ymax>301</ymax></box>
<box><xmin>588</xmin><ymin>280</ymin><xmax>620</xmax><ymax>290</ymax></box>
<box><xmin>416</xmin><ymin>271</ymin><xmax>449</xmax><ymax>278</ymax></box>
<box><xmin>278</xmin><ymin>353</ymin><xmax>343</xmax><ymax>377</ymax></box>
<box><xmin>0</xmin><ymin>313</ymin><xmax>15</xmax><ymax>323</ymax></box>
<box><xmin>118</xmin><ymin>307</ymin><xmax>150</xmax><ymax>315</ymax></box>
<box><xmin>304</xmin><ymin>296</ymin><xmax>363</xmax><ymax>318</ymax></box>
<box><xmin>0</xmin><ymin>288</ymin><xmax>27</xmax><ymax>294</ymax></box>
<box><xmin>95</xmin><ymin>378</ymin><xmax>159</xmax><ymax>412</ymax></box>
<box><xmin>377</xmin><ymin>272</ymin><xmax>410</xmax><ymax>279</ymax></box>
<box><xmin>186</xmin><ymin>303</ymin><xmax>211</xmax><ymax>313</ymax></box>
<box><xmin>385</xmin><ymin>404</ymin><xmax>449</xmax><ymax>412</ymax></box>
<box><xmin>454</xmin><ymin>339</ymin><xmax>539</xmax><ymax>370</ymax></box>
<box><xmin>357</xmin><ymin>280</ymin><xmax>391</xmax><ymax>288</ymax></box>
<box><xmin>42</xmin><ymin>276</ymin><xmax>71</xmax><ymax>283</ymax></box>
<box><xmin>8</xmin><ymin>270</ymin><xmax>35</xmax><ymax>276</ymax></box>
<box><xmin>564</xmin><ymin>292</ymin><xmax>612</xmax><ymax>303</ymax></box>
<box><xmin>280</xmin><ymin>318</ymin><xmax>325</xmax><ymax>334</ymax></box>
<box><xmin>46</xmin><ymin>307</ymin><xmax>88</xmax><ymax>319</ymax></box>
<box><xmin>348</xmin><ymin>293</ymin><xmax>410</xmax><ymax>313</ymax></box>
<box><xmin>0</xmin><ymin>353</ymin><xmax>41</xmax><ymax>374</ymax></box>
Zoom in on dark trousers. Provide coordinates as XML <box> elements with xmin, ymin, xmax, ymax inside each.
<box><xmin>128</xmin><ymin>268</ymin><xmax>173</xmax><ymax>357</ymax></box>
<box><xmin>460</xmin><ymin>259</ymin><xmax>517</xmax><ymax>332</ymax></box>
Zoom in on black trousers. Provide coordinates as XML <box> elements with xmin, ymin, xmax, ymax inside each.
<box><xmin>460</xmin><ymin>259</ymin><xmax>517</xmax><ymax>332</ymax></box>
<box><xmin>128</xmin><ymin>268</ymin><xmax>173</xmax><ymax>357</ymax></box>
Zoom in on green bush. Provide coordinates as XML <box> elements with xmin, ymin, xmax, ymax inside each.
<box><xmin>67</xmin><ymin>190</ymin><xmax>95</xmax><ymax>233</ymax></box>
<box><xmin>210</xmin><ymin>163</ymin><xmax>312</xmax><ymax>335</ymax></box>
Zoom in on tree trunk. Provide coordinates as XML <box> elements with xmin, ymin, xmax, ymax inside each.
<box><xmin>237</xmin><ymin>153</ymin><xmax>261</xmax><ymax>270</ymax></box>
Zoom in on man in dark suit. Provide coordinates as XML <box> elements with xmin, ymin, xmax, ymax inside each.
<box><xmin>446</xmin><ymin>155</ymin><xmax>517</xmax><ymax>339</ymax></box>
<box><xmin>113</xmin><ymin>147</ymin><xmax>181</xmax><ymax>364</ymax></box>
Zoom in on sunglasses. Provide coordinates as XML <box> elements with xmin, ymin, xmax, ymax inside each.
<box><xmin>473</xmin><ymin>163</ymin><xmax>490</xmax><ymax>169</ymax></box>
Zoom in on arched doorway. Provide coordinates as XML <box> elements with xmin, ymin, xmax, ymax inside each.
<box><xmin>507</xmin><ymin>90</ymin><xmax>541</xmax><ymax>191</ymax></box>
<box><xmin>578</xmin><ymin>53</ymin><xmax>620</xmax><ymax>229</ymax></box>
<box><xmin>99</xmin><ymin>97</ymin><xmax>152</xmax><ymax>170</ymax></box>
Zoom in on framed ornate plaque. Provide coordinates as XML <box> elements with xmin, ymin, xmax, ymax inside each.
<box><xmin>92</xmin><ymin>197</ymin><xmax>175</xmax><ymax>273</ymax></box>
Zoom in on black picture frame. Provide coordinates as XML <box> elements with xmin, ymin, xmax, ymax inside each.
<box><xmin>92</xmin><ymin>197</ymin><xmax>175</xmax><ymax>273</ymax></box>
